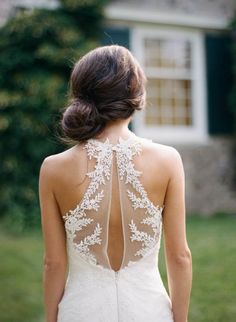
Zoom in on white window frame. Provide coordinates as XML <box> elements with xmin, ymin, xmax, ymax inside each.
<box><xmin>131</xmin><ymin>26</ymin><xmax>208</xmax><ymax>144</ymax></box>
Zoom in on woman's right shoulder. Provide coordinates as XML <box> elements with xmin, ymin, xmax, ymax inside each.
<box><xmin>140</xmin><ymin>137</ymin><xmax>183</xmax><ymax>166</ymax></box>
<box><xmin>138</xmin><ymin>136</ymin><xmax>184</xmax><ymax>183</ymax></box>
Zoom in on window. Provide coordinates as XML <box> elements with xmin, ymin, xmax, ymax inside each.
<box><xmin>131</xmin><ymin>27</ymin><xmax>208</xmax><ymax>143</ymax></box>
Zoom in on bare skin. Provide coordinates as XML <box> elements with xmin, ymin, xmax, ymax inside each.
<box><xmin>39</xmin><ymin>116</ymin><xmax>192</xmax><ymax>322</ymax></box>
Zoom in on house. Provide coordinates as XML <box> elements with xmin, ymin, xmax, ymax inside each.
<box><xmin>1</xmin><ymin>0</ymin><xmax>236</xmax><ymax>215</ymax></box>
<box><xmin>101</xmin><ymin>1</ymin><xmax>236</xmax><ymax>215</ymax></box>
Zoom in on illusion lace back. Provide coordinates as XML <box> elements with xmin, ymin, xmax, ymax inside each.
<box><xmin>57</xmin><ymin>135</ymin><xmax>174</xmax><ymax>322</ymax></box>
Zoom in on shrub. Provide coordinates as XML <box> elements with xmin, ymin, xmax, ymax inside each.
<box><xmin>0</xmin><ymin>0</ymin><xmax>108</xmax><ymax>229</ymax></box>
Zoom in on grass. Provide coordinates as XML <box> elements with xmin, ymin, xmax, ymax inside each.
<box><xmin>0</xmin><ymin>227</ymin><xmax>43</xmax><ymax>322</ymax></box>
<box><xmin>0</xmin><ymin>213</ymin><xmax>235</xmax><ymax>322</ymax></box>
<box><xmin>160</xmin><ymin>213</ymin><xmax>236</xmax><ymax>322</ymax></box>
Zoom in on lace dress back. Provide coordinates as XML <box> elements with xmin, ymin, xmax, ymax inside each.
<box><xmin>57</xmin><ymin>134</ymin><xmax>174</xmax><ymax>322</ymax></box>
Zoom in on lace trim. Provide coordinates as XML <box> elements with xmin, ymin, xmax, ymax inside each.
<box><xmin>63</xmin><ymin>140</ymin><xmax>113</xmax><ymax>264</ymax></box>
<box><xmin>115</xmin><ymin>139</ymin><xmax>164</xmax><ymax>258</ymax></box>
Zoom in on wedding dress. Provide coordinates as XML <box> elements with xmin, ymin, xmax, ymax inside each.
<box><xmin>57</xmin><ymin>134</ymin><xmax>174</xmax><ymax>322</ymax></box>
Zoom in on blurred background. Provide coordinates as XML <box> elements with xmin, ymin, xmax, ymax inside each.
<box><xmin>0</xmin><ymin>0</ymin><xmax>235</xmax><ymax>321</ymax></box>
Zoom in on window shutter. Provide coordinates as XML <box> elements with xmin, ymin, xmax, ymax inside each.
<box><xmin>100</xmin><ymin>26</ymin><xmax>133</xmax><ymax>130</ymax></box>
<box><xmin>205</xmin><ymin>33</ymin><xmax>234</xmax><ymax>135</ymax></box>
<box><xmin>101</xmin><ymin>26</ymin><xmax>130</xmax><ymax>49</ymax></box>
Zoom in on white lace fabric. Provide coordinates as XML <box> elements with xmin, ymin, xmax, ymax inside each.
<box><xmin>63</xmin><ymin>135</ymin><xmax>163</xmax><ymax>271</ymax></box>
<box><xmin>57</xmin><ymin>135</ymin><xmax>174</xmax><ymax>322</ymax></box>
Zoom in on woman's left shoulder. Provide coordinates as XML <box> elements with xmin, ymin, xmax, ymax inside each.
<box><xmin>39</xmin><ymin>145</ymin><xmax>76</xmax><ymax>178</ymax></box>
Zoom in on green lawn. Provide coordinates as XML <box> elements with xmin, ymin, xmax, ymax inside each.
<box><xmin>0</xmin><ymin>227</ymin><xmax>43</xmax><ymax>322</ymax></box>
<box><xmin>0</xmin><ymin>213</ymin><xmax>235</xmax><ymax>322</ymax></box>
<box><xmin>160</xmin><ymin>213</ymin><xmax>236</xmax><ymax>322</ymax></box>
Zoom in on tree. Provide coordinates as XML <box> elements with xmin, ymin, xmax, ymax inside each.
<box><xmin>0</xmin><ymin>0</ymin><xmax>108</xmax><ymax>230</ymax></box>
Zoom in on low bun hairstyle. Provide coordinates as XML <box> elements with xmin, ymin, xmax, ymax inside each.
<box><xmin>60</xmin><ymin>45</ymin><xmax>147</xmax><ymax>144</ymax></box>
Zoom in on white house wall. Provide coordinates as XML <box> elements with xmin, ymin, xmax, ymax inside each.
<box><xmin>1</xmin><ymin>0</ymin><xmax>235</xmax><ymax>28</ymax></box>
<box><xmin>0</xmin><ymin>0</ymin><xmax>58</xmax><ymax>26</ymax></box>
<box><xmin>111</xmin><ymin>0</ymin><xmax>235</xmax><ymax>20</ymax></box>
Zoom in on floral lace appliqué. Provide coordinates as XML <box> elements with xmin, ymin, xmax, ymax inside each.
<box><xmin>63</xmin><ymin>140</ymin><xmax>113</xmax><ymax>265</ymax></box>
<box><xmin>115</xmin><ymin>139</ymin><xmax>164</xmax><ymax>259</ymax></box>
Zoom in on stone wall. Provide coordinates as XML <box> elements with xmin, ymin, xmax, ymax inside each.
<box><xmin>171</xmin><ymin>137</ymin><xmax>236</xmax><ymax>215</ymax></box>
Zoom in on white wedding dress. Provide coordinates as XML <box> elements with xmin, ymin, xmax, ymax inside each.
<box><xmin>57</xmin><ymin>134</ymin><xmax>174</xmax><ymax>322</ymax></box>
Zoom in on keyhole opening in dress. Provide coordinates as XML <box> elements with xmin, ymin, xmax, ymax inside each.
<box><xmin>107</xmin><ymin>149</ymin><xmax>124</xmax><ymax>272</ymax></box>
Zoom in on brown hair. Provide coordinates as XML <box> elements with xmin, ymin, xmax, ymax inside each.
<box><xmin>59</xmin><ymin>45</ymin><xmax>146</xmax><ymax>144</ymax></box>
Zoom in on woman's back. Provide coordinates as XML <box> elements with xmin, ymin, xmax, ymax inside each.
<box><xmin>48</xmin><ymin>133</ymin><xmax>173</xmax><ymax>272</ymax></box>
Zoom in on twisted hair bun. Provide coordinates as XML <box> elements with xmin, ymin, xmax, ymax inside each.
<box><xmin>60</xmin><ymin>45</ymin><xmax>147</xmax><ymax>144</ymax></box>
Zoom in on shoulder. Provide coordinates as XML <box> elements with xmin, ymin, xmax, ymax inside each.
<box><xmin>39</xmin><ymin>145</ymin><xmax>78</xmax><ymax>182</ymax></box>
<box><xmin>140</xmin><ymin>137</ymin><xmax>182</xmax><ymax>164</ymax></box>
<box><xmin>137</xmin><ymin>139</ymin><xmax>184</xmax><ymax>180</ymax></box>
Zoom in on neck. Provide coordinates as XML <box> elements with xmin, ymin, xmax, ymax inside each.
<box><xmin>94</xmin><ymin>117</ymin><xmax>133</xmax><ymax>142</ymax></box>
